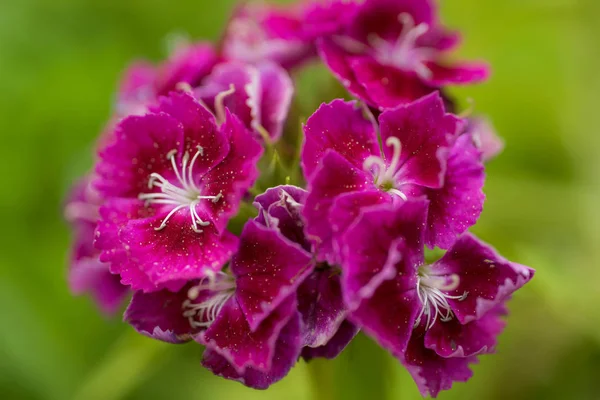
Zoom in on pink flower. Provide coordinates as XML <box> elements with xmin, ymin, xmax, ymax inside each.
<box><xmin>94</xmin><ymin>92</ymin><xmax>262</xmax><ymax>291</ymax></box>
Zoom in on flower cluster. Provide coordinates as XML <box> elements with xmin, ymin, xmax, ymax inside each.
<box><xmin>64</xmin><ymin>0</ymin><xmax>532</xmax><ymax>397</ymax></box>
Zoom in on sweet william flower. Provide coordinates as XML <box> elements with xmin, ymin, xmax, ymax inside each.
<box><xmin>341</xmin><ymin>199</ymin><xmax>534</xmax><ymax>397</ymax></box>
<box><xmin>301</xmin><ymin>92</ymin><xmax>481</xmax><ymax>264</ymax></box>
<box><xmin>221</xmin><ymin>3</ymin><xmax>316</xmax><ymax>70</ymax></box>
<box><xmin>314</xmin><ymin>0</ymin><xmax>489</xmax><ymax>109</ymax></box>
<box><xmin>94</xmin><ymin>91</ymin><xmax>262</xmax><ymax>291</ymax></box>
<box><xmin>64</xmin><ymin>176</ymin><xmax>129</xmax><ymax>315</ymax></box>
<box><xmin>195</xmin><ymin>61</ymin><xmax>294</xmax><ymax>141</ymax></box>
<box><xmin>254</xmin><ymin>185</ymin><xmax>359</xmax><ymax>360</ymax></box>
<box><xmin>125</xmin><ymin>218</ymin><xmax>313</xmax><ymax>388</ymax></box>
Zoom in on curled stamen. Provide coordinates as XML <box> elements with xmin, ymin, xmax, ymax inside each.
<box><xmin>183</xmin><ymin>272</ymin><xmax>236</xmax><ymax>328</ymax></box>
<box><xmin>215</xmin><ymin>84</ymin><xmax>236</xmax><ymax>126</ymax></box>
<box><xmin>415</xmin><ymin>270</ymin><xmax>468</xmax><ymax>329</ymax></box>
<box><xmin>138</xmin><ymin>147</ymin><xmax>222</xmax><ymax>232</ymax></box>
<box><xmin>363</xmin><ymin>136</ymin><xmax>407</xmax><ymax>200</ymax></box>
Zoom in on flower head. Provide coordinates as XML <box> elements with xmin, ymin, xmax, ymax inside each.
<box><xmin>341</xmin><ymin>199</ymin><xmax>534</xmax><ymax>396</ymax></box>
<box><xmin>94</xmin><ymin>91</ymin><xmax>262</xmax><ymax>291</ymax></box>
<box><xmin>313</xmin><ymin>0</ymin><xmax>489</xmax><ymax>108</ymax></box>
<box><xmin>301</xmin><ymin>92</ymin><xmax>479</xmax><ymax>264</ymax></box>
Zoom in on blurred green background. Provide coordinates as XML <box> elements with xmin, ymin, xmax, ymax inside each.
<box><xmin>1</xmin><ymin>0</ymin><xmax>599</xmax><ymax>399</ymax></box>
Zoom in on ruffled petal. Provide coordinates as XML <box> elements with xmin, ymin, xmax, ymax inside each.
<box><xmin>426</xmin><ymin>61</ymin><xmax>490</xmax><ymax>86</ymax></box>
<box><xmin>302</xmin><ymin>99</ymin><xmax>379</xmax><ymax>180</ymax></box>
<box><xmin>379</xmin><ymin>92</ymin><xmax>463</xmax><ymax>189</ymax></box>
<box><xmin>350</xmin><ymin>58</ymin><xmax>434</xmax><ymax>109</ymax></box>
<box><xmin>201</xmin><ymin>110</ymin><xmax>263</xmax><ymax>232</ymax></box>
<box><xmin>298</xmin><ymin>270</ymin><xmax>346</xmax><ymax>348</ymax></box>
<box><xmin>155</xmin><ymin>91</ymin><xmax>230</xmax><ymax>178</ymax></box>
<box><xmin>341</xmin><ymin>200</ymin><xmax>428</xmax><ymax>309</ymax></box>
<box><xmin>69</xmin><ymin>257</ymin><xmax>128</xmax><ymax>316</ymax></box>
<box><xmin>301</xmin><ymin>320</ymin><xmax>359</xmax><ymax>361</ymax></box>
<box><xmin>257</xmin><ymin>62</ymin><xmax>294</xmax><ymax>140</ymax></box>
<box><xmin>403</xmin><ymin>328</ymin><xmax>476</xmax><ymax>398</ymax></box>
<box><xmin>232</xmin><ymin>220</ymin><xmax>312</xmax><ymax>331</ymax></box>
<box><xmin>119</xmin><ymin>208</ymin><xmax>238</xmax><ymax>287</ymax></box>
<box><xmin>329</xmin><ymin>190</ymin><xmax>392</xmax><ymax>254</ymax></box>
<box><xmin>432</xmin><ymin>233</ymin><xmax>534</xmax><ymax>324</ymax></box>
<box><xmin>423</xmin><ymin>134</ymin><xmax>485</xmax><ymax>249</ymax></box>
<box><xmin>198</xmin><ymin>296</ymin><xmax>297</xmax><ymax>373</ymax></box>
<box><xmin>254</xmin><ymin>185</ymin><xmax>309</xmax><ymax>251</ymax></box>
<box><xmin>303</xmin><ymin>150</ymin><xmax>372</xmax><ymax>264</ymax></box>
<box><xmin>155</xmin><ymin>42</ymin><xmax>218</xmax><ymax>96</ymax></box>
<box><xmin>201</xmin><ymin>309</ymin><xmax>302</xmax><ymax>389</ymax></box>
<box><xmin>124</xmin><ymin>284</ymin><xmax>198</xmax><ymax>343</ymax></box>
<box><xmin>424</xmin><ymin>304</ymin><xmax>507</xmax><ymax>357</ymax></box>
<box><xmin>95</xmin><ymin>199</ymin><xmax>158</xmax><ymax>292</ymax></box>
<box><xmin>95</xmin><ymin>113</ymin><xmax>184</xmax><ymax>199</ymax></box>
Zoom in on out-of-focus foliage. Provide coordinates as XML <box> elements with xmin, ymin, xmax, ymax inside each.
<box><xmin>0</xmin><ymin>0</ymin><xmax>599</xmax><ymax>399</ymax></box>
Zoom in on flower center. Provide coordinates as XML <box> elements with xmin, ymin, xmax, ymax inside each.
<box><xmin>369</xmin><ymin>13</ymin><xmax>435</xmax><ymax>80</ymax></box>
<box><xmin>363</xmin><ymin>136</ymin><xmax>407</xmax><ymax>200</ymax></box>
<box><xmin>138</xmin><ymin>146</ymin><xmax>222</xmax><ymax>233</ymax></box>
<box><xmin>182</xmin><ymin>271</ymin><xmax>236</xmax><ymax>329</ymax></box>
<box><xmin>415</xmin><ymin>267</ymin><xmax>468</xmax><ymax>329</ymax></box>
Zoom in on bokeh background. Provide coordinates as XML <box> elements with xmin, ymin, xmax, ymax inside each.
<box><xmin>1</xmin><ymin>0</ymin><xmax>599</xmax><ymax>399</ymax></box>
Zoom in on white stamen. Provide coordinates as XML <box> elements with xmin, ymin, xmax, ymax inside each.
<box><xmin>138</xmin><ymin>146</ymin><xmax>222</xmax><ymax>232</ymax></box>
<box><xmin>369</xmin><ymin>13</ymin><xmax>435</xmax><ymax>80</ymax></box>
<box><xmin>363</xmin><ymin>137</ymin><xmax>407</xmax><ymax>199</ymax></box>
<box><xmin>415</xmin><ymin>270</ymin><xmax>468</xmax><ymax>330</ymax></box>
<box><xmin>215</xmin><ymin>84</ymin><xmax>236</xmax><ymax>126</ymax></box>
<box><xmin>182</xmin><ymin>271</ymin><xmax>235</xmax><ymax>328</ymax></box>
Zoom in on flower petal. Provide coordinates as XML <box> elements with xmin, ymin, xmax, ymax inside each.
<box><xmin>201</xmin><ymin>309</ymin><xmax>302</xmax><ymax>389</ymax></box>
<box><xmin>232</xmin><ymin>220</ymin><xmax>312</xmax><ymax>331</ymax></box>
<box><xmin>301</xmin><ymin>320</ymin><xmax>359</xmax><ymax>361</ymax></box>
<box><xmin>426</xmin><ymin>61</ymin><xmax>490</xmax><ymax>86</ymax></box>
<box><xmin>302</xmin><ymin>99</ymin><xmax>379</xmax><ymax>180</ymax></box>
<box><xmin>119</xmin><ymin>208</ymin><xmax>238</xmax><ymax>287</ymax></box>
<box><xmin>432</xmin><ymin>233</ymin><xmax>534</xmax><ymax>324</ymax></box>
<box><xmin>379</xmin><ymin>92</ymin><xmax>463</xmax><ymax>189</ymax></box>
<box><xmin>303</xmin><ymin>150</ymin><xmax>372</xmax><ymax>264</ymax></box>
<box><xmin>257</xmin><ymin>62</ymin><xmax>294</xmax><ymax>140</ymax></box>
<box><xmin>298</xmin><ymin>270</ymin><xmax>346</xmax><ymax>348</ymax></box>
<box><xmin>423</xmin><ymin>134</ymin><xmax>486</xmax><ymax>249</ymax></box>
<box><xmin>424</xmin><ymin>304</ymin><xmax>507</xmax><ymax>357</ymax></box>
<box><xmin>403</xmin><ymin>328</ymin><xmax>476</xmax><ymax>398</ymax></box>
<box><xmin>96</xmin><ymin>199</ymin><xmax>158</xmax><ymax>292</ymax></box>
<box><xmin>95</xmin><ymin>112</ymin><xmax>184</xmax><ymax>199</ymax></box>
<box><xmin>155</xmin><ymin>91</ymin><xmax>230</xmax><ymax>178</ymax></box>
<box><xmin>254</xmin><ymin>185</ymin><xmax>309</xmax><ymax>251</ymax></box>
<box><xmin>201</xmin><ymin>110</ymin><xmax>263</xmax><ymax>232</ymax></box>
<box><xmin>341</xmin><ymin>199</ymin><xmax>428</xmax><ymax>310</ymax></box>
<box><xmin>199</xmin><ymin>296</ymin><xmax>297</xmax><ymax>373</ymax></box>
<box><xmin>124</xmin><ymin>284</ymin><xmax>197</xmax><ymax>343</ymax></box>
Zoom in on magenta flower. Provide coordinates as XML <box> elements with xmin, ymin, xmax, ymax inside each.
<box><xmin>94</xmin><ymin>91</ymin><xmax>262</xmax><ymax>291</ymax></box>
<box><xmin>64</xmin><ymin>176</ymin><xmax>128</xmax><ymax>315</ymax></box>
<box><xmin>116</xmin><ymin>42</ymin><xmax>218</xmax><ymax>116</ymax></box>
<box><xmin>195</xmin><ymin>61</ymin><xmax>294</xmax><ymax>141</ymax></box>
<box><xmin>253</xmin><ymin>185</ymin><xmax>359</xmax><ymax>360</ymax></box>
<box><xmin>313</xmin><ymin>0</ymin><xmax>489</xmax><ymax>109</ymax></box>
<box><xmin>301</xmin><ymin>92</ymin><xmax>481</xmax><ymax>264</ymax></box>
<box><xmin>221</xmin><ymin>3</ymin><xmax>315</xmax><ymax>70</ymax></box>
<box><xmin>341</xmin><ymin>199</ymin><xmax>534</xmax><ymax>397</ymax></box>
<box><xmin>125</xmin><ymin>218</ymin><xmax>313</xmax><ymax>388</ymax></box>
